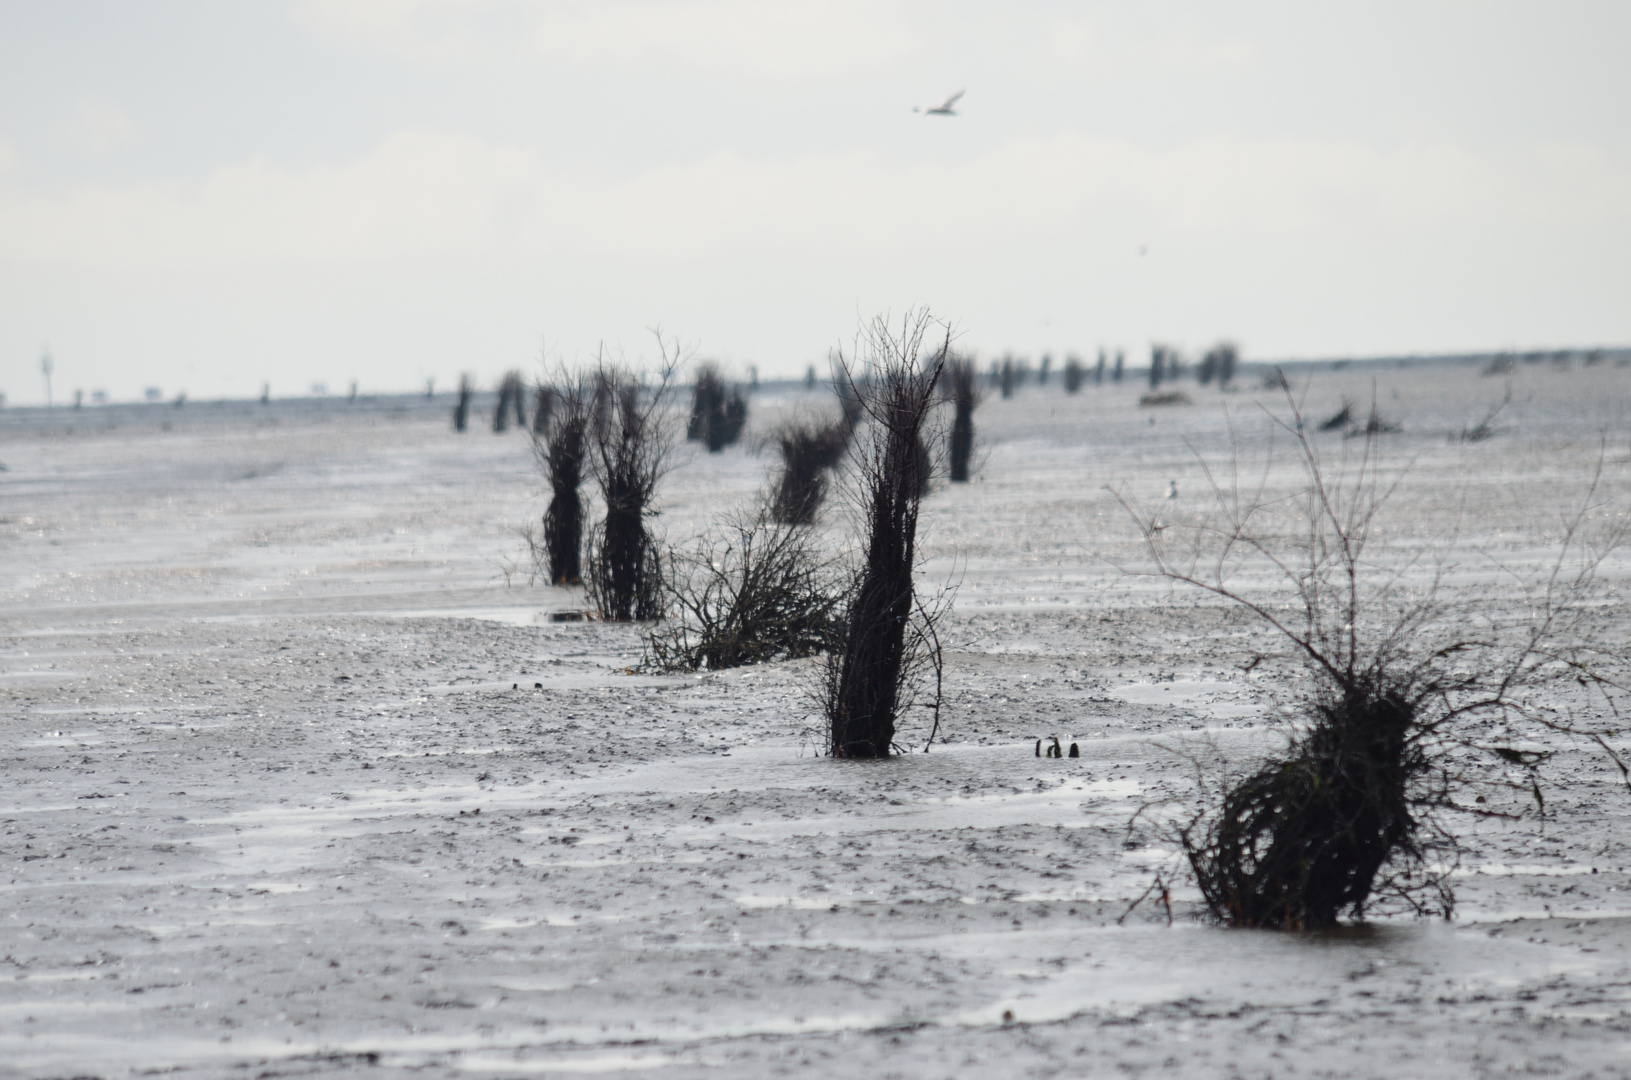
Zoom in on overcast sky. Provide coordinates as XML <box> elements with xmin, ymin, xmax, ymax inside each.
<box><xmin>2</xmin><ymin>1</ymin><xmax>1628</xmax><ymax>402</ymax></box>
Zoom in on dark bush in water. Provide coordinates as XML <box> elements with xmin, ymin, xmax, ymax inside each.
<box><xmin>946</xmin><ymin>357</ymin><xmax>980</xmax><ymax>482</ymax></box>
<box><xmin>646</xmin><ymin>509</ymin><xmax>842</xmax><ymax>672</ymax></box>
<box><xmin>453</xmin><ymin>374</ymin><xmax>473</xmax><ymax>432</ymax></box>
<box><xmin>1117</xmin><ymin>390</ymin><xmax>1631</xmax><ymax>928</ymax></box>
<box><xmin>771</xmin><ymin>420</ymin><xmax>851</xmax><ymax>525</ymax></box>
<box><xmin>585</xmin><ymin>354</ymin><xmax>677</xmax><ymax>621</ymax></box>
<box><xmin>824</xmin><ymin>311</ymin><xmax>948</xmax><ymax>759</ymax></box>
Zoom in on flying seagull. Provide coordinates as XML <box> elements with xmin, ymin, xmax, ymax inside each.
<box><xmin>915</xmin><ymin>89</ymin><xmax>964</xmax><ymax>116</ymax></box>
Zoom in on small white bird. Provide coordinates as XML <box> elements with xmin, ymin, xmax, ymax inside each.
<box><xmin>1166</xmin><ymin>480</ymin><xmax>1178</xmax><ymax>500</ymax></box>
<box><xmin>915</xmin><ymin>89</ymin><xmax>964</xmax><ymax>116</ymax></box>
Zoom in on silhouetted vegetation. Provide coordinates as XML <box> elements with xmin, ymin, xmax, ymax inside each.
<box><xmin>687</xmin><ymin>363</ymin><xmax>749</xmax><ymax>452</ymax></box>
<box><xmin>687</xmin><ymin>363</ymin><xmax>723</xmax><ymax>444</ymax></box>
<box><xmin>836</xmin><ymin>370</ymin><xmax>865</xmax><ymax>432</ymax></box>
<box><xmin>1317</xmin><ymin>402</ymin><xmax>1353</xmax><ymax>432</ymax></box>
<box><xmin>1149</xmin><ymin>344</ymin><xmax>1181</xmax><ymax>389</ymax></box>
<box><xmin>585</xmin><ymin>351</ymin><xmax>677</xmax><ymax>621</ymax></box>
<box><xmin>1453</xmin><ymin>385</ymin><xmax>1512</xmax><ymax>443</ymax></box>
<box><xmin>531</xmin><ymin>375</ymin><xmax>592</xmax><ymax>585</ymax></box>
<box><xmin>946</xmin><ymin>356</ymin><xmax>980</xmax><ymax>482</ymax></box>
<box><xmin>531</xmin><ymin>382</ymin><xmax>553</xmax><ymax>435</ymax></box>
<box><xmin>453</xmin><ymin>374</ymin><xmax>473</xmax><ymax>432</ymax></box>
<box><xmin>1198</xmin><ymin>342</ymin><xmax>1239</xmax><ymax>387</ymax></box>
<box><xmin>824</xmin><ymin>311</ymin><xmax>949</xmax><ymax>758</ymax></box>
<box><xmin>1063</xmin><ymin>355</ymin><xmax>1084</xmax><ymax>394</ymax></box>
<box><xmin>494</xmin><ymin>371</ymin><xmax>526</xmax><ymax>432</ymax></box>
<box><xmin>771</xmin><ymin>419</ymin><xmax>851</xmax><ymax>525</ymax></box>
<box><xmin>646</xmin><ymin>507</ymin><xmax>842</xmax><ymax>672</ymax></box>
<box><xmin>1117</xmin><ymin>391</ymin><xmax>1629</xmax><ymax>928</ymax></box>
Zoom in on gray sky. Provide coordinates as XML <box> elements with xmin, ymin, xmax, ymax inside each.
<box><xmin>2</xmin><ymin>0</ymin><xmax>1628</xmax><ymax>402</ymax></box>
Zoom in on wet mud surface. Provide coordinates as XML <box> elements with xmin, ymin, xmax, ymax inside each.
<box><xmin>3</xmin><ymin>365</ymin><xmax>1631</xmax><ymax>1077</ymax></box>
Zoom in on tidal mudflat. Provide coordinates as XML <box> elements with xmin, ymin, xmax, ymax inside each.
<box><xmin>4</xmin><ymin>362</ymin><xmax>1631</xmax><ymax>1078</ymax></box>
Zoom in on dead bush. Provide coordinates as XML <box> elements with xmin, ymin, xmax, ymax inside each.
<box><xmin>530</xmin><ymin>373</ymin><xmax>592</xmax><ymax>585</ymax></box>
<box><xmin>1116</xmin><ymin>392</ymin><xmax>1629</xmax><ymax>928</ymax></box>
<box><xmin>718</xmin><ymin>386</ymin><xmax>749</xmax><ymax>448</ymax></box>
<box><xmin>687</xmin><ymin>363</ymin><xmax>722</xmax><ymax>442</ymax></box>
<box><xmin>453</xmin><ymin>373</ymin><xmax>473</xmax><ymax>432</ymax></box>
<box><xmin>946</xmin><ymin>356</ymin><xmax>980</xmax><ymax>482</ymax></box>
<box><xmin>1198</xmin><ymin>342</ymin><xmax>1238</xmax><ymax>387</ymax></box>
<box><xmin>771</xmin><ymin>419</ymin><xmax>851</xmax><ymax>525</ymax></box>
<box><xmin>824</xmin><ymin>311</ymin><xmax>950</xmax><ymax>758</ymax></box>
<box><xmin>494</xmin><ymin>370</ymin><xmax>526</xmax><ymax>432</ymax></box>
<box><xmin>645</xmin><ymin>507</ymin><xmax>842</xmax><ymax>672</ymax></box>
<box><xmin>1062</xmin><ymin>355</ymin><xmax>1084</xmax><ymax>394</ymax></box>
<box><xmin>531</xmin><ymin>382</ymin><xmax>553</xmax><ymax>435</ymax></box>
<box><xmin>1317</xmin><ymin>401</ymin><xmax>1353</xmax><ymax>431</ymax></box>
<box><xmin>584</xmin><ymin>345</ymin><xmax>678</xmax><ymax>621</ymax></box>
<box><xmin>1453</xmin><ymin>384</ymin><xmax>1512</xmax><ymax>443</ymax></box>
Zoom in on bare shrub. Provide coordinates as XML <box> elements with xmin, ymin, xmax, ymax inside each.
<box><xmin>1350</xmin><ymin>407</ymin><xmax>1401</xmax><ymax>438</ymax></box>
<box><xmin>453</xmin><ymin>373</ymin><xmax>473</xmax><ymax>432</ymax></box>
<box><xmin>1063</xmin><ymin>355</ymin><xmax>1084</xmax><ymax>394</ymax></box>
<box><xmin>1317</xmin><ymin>401</ymin><xmax>1353</xmax><ymax>432</ymax></box>
<box><xmin>687</xmin><ymin>363</ymin><xmax>750</xmax><ymax>451</ymax></box>
<box><xmin>835</xmin><ymin>367</ymin><xmax>865</xmax><ymax>431</ymax></box>
<box><xmin>1149</xmin><ymin>344</ymin><xmax>1181</xmax><ymax>388</ymax></box>
<box><xmin>687</xmin><ymin>363</ymin><xmax>724</xmax><ymax>446</ymax></box>
<box><xmin>1198</xmin><ymin>342</ymin><xmax>1239</xmax><ymax>387</ymax></box>
<box><xmin>1260</xmin><ymin>368</ymin><xmax>1291</xmax><ymax>391</ymax></box>
<box><xmin>1139</xmin><ymin>389</ymin><xmax>1192</xmax><ymax>407</ymax></box>
<box><xmin>686</xmin><ymin>364</ymin><xmax>716</xmax><ymax>439</ymax></box>
<box><xmin>718</xmin><ymin>386</ymin><xmax>749</xmax><ymax>448</ymax></box>
<box><xmin>1453</xmin><ymin>384</ymin><xmax>1512</xmax><ymax>443</ymax></box>
<box><xmin>1115</xmin><ymin>392</ymin><xmax>1628</xmax><ymax>928</ymax></box>
<box><xmin>946</xmin><ymin>356</ymin><xmax>980</xmax><ymax>482</ymax></box>
<box><xmin>771</xmin><ymin>419</ymin><xmax>851</xmax><ymax>525</ymax></box>
<box><xmin>584</xmin><ymin>346</ymin><xmax>679</xmax><ymax>622</ymax></box>
<box><xmin>824</xmin><ymin>311</ymin><xmax>949</xmax><ymax>758</ymax></box>
<box><xmin>1112</xmin><ymin>350</ymin><xmax>1125</xmax><ymax>383</ymax></box>
<box><xmin>530</xmin><ymin>374</ymin><xmax>592</xmax><ymax>585</ymax></box>
<box><xmin>1000</xmin><ymin>356</ymin><xmax>1014</xmax><ymax>399</ymax></box>
<box><xmin>646</xmin><ymin>507</ymin><xmax>842</xmax><ymax>672</ymax></box>
<box><xmin>531</xmin><ymin>382</ymin><xmax>553</xmax><ymax>435</ymax></box>
<box><xmin>494</xmin><ymin>370</ymin><xmax>526</xmax><ymax>432</ymax></box>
